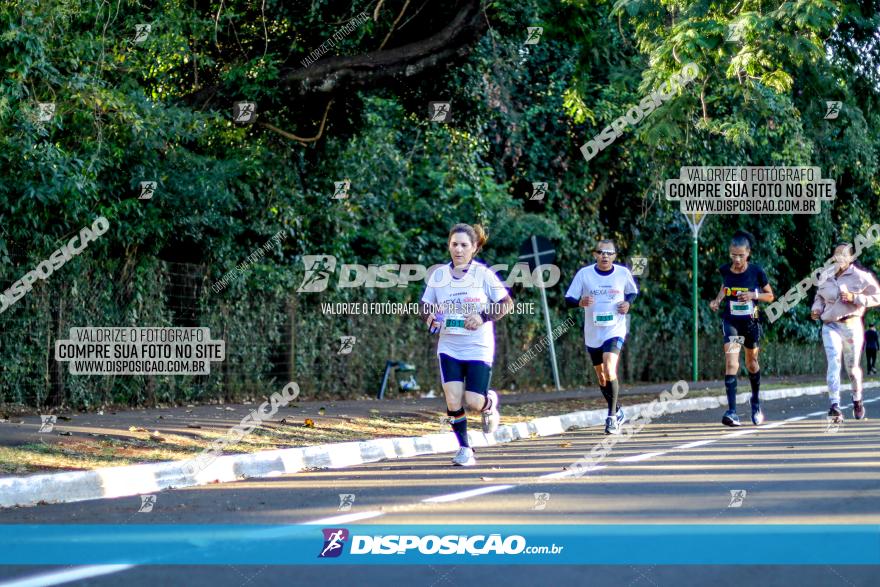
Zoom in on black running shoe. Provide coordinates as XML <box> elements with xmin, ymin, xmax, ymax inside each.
<box><xmin>853</xmin><ymin>400</ymin><xmax>866</xmax><ymax>420</ymax></box>
<box><xmin>828</xmin><ymin>403</ymin><xmax>844</xmax><ymax>422</ymax></box>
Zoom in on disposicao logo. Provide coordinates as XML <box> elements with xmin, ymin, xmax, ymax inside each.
<box><xmin>297</xmin><ymin>255</ymin><xmax>560</xmax><ymax>292</ymax></box>
<box><xmin>318</xmin><ymin>528</ymin><xmax>349</xmax><ymax>558</ymax></box>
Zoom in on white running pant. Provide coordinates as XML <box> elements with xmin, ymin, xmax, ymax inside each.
<box><xmin>821</xmin><ymin>320</ymin><xmax>865</xmax><ymax>404</ymax></box>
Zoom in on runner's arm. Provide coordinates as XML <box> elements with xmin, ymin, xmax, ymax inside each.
<box><xmin>709</xmin><ymin>285</ymin><xmax>726</xmax><ymax>311</ymax></box>
<box><xmin>420</xmin><ymin>287</ymin><xmax>440</xmax><ymax>328</ymax></box>
<box><xmin>755</xmin><ymin>283</ymin><xmax>774</xmax><ymax>303</ymax></box>
<box><xmin>810</xmin><ymin>292</ymin><xmax>825</xmax><ymax>318</ymax></box>
<box><xmin>419</xmin><ymin>302</ymin><xmax>438</xmax><ymax>327</ymax></box>
<box><xmin>855</xmin><ymin>272</ymin><xmax>880</xmax><ymax>308</ymax></box>
<box><xmin>564</xmin><ymin>271</ymin><xmax>583</xmax><ymax>310</ymax></box>
<box><xmin>480</xmin><ymin>295</ymin><xmax>514</xmax><ymax>323</ymax></box>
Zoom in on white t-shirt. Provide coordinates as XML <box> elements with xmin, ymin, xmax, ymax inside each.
<box><xmin>565</xmin><ymin>263</ymin><xmax>638</xmax><ymax>348</ymax></box>
<box><xmin>421</xmin><ymin>261</ymin><xmax>509</xmax><ymax>365</ymax></box>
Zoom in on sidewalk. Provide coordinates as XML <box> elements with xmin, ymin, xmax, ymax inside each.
<box><xmin>0</xmin><ymin>373</ymin><xmax>833</xmax><ymax>477</ymax></box>
<box><xmin>1</xmin><ymin>374</ymin><xmax>827</xmax><ymax>443</ymax></box>
<box><xmin>0</xmin><ymin>374</ymin><xmax>864</xmax><ymax>509</ymax></box>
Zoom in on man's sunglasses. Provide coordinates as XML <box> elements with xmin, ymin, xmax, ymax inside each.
<box><xmin>595</xmin><ymin>250</ymin><xmax>616</xmax><ymax>256</ymax></box>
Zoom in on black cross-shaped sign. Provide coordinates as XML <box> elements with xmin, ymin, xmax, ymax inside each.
<box><xmin>518</xmin><ymin>235</ymin><xmax>556</xmax><ymax>272</ymax></box>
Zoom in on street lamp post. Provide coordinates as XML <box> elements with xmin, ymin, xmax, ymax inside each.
<box><xmin>684</xmin><ymin>213</ymin><xmax>706</xmax><ymax>382</ymax></box>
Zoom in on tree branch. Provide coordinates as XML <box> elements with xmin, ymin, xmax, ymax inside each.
<box><xmin>183</xmin><ymin>0</ymin><xmax>484</xmax><ymax>107</ymax></box>
<box><xmin>288</xmin><ymin>0</ymin><xmax>482</xmax><ymax>94</ymax></box>
<box><xmin>257</xmin><ymin>99</ymin><xmax>334</xmax><ymax>144</ymax></box>
<box><xmin>379</xmin><ymin>0</ymin><xmax>411</xmax><ymax>50</ymax></box>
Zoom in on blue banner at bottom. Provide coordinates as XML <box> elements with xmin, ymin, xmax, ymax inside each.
<box><xmin>1</xmin><ymin>525</ymin><xmax>878</xmax><ymax>565</ymax></box>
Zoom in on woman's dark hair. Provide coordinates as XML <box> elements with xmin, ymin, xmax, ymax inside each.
<box><xmin>730</xmin><ymin>230</ymin><xmax>755</xmax><ymax>250</ymax></box>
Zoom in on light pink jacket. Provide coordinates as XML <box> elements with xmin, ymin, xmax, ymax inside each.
<box><xmin>811</xmin><ymin>264</ymin><xmax>880</xmax><ymax>323</ymax></box>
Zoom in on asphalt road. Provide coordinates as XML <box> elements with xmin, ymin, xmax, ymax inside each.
<box><xmin>1</xmin><ymin>390</ymin><xmax>878</xmax><ymax>586</ymax></box>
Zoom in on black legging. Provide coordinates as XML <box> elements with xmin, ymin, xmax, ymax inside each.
<box><xmin>867</xmin><ymin>348</ymin><xmax>877</xmax><ymax>373</ymax></box>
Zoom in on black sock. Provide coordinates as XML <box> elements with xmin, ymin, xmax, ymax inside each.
<box><xmin>599</xmin><ymin>383</ymin><xmax>612</xmax><ymax>406</ymax></box>
<box><xmin>447</xmin><ymin>408</ymin><xmax>469</xmax><ymax>447</ymax></box>
<box><xmin>748</xmin><ymin>370</ymin><xmax>761</xmax><ymax>403</ymax></box>
<box><xmin>607</xmin><ymin>379</ymin><xmax>620</xmax><ymax>416</ymax></box>
<box><xmin>725</xmin><ymin>375</ymin><xmax>737</xmax><ymax>412</ymax></box>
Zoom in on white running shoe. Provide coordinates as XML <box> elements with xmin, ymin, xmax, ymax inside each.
<box><xmin>481</xmin><ymin>389</ymin><xmax>500</xmax><ymax>434</ymax></box>
<box><xmin>605</xmin><ymin>416</ymin><xmax>621</xmax><ymax>435</ymax></box>
<box><xmin>451</xmin><ymin>447</ymin><xmax>476</xmax><ymax>466</ymax></box>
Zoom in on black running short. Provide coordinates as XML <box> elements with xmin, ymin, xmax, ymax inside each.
<box><xmin>721</xmin><ymin>317</ymin><xmax>761</xmax><ymax>349</ymax></box>
<box><xmin>438</xmin><ymin>353</ymin><xmax>492</xmax><ymax>395</ymax></box>
<box><xmin>586</xmin><ymin>337</ymin><xmax>625</xmax><ymax>366</ymax></box>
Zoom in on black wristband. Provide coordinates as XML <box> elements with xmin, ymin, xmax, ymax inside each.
<box><xmin>480</xmin><ymin>311</ymin><xmax>492</xmax><ymax>323</ymax></box>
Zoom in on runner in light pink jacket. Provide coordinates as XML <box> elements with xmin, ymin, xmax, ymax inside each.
<box><xmin>810</xmin><ymin>242</ymin><xmax>880</xmax><ymax>421</ymax></box>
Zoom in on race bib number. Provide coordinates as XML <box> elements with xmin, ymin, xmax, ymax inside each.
<box><xmin>729</xmin><ymin>300</ymin><xmax>754</xmax><ymax>317</ymax></box>
<box><xmin>442</xmin><ymin>314</ymin><xmax>468</xmax><ymax>335</ymax></box>
<box><xmin>592</xmin><ymin>311</ymin><xmax>618</xmax><ymax>327</ymax></box>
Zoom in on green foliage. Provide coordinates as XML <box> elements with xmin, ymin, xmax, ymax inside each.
<box><xmin>1</xmin><ymin>0</ymin><xmax>879</xmax><ymax>406</ymax></box>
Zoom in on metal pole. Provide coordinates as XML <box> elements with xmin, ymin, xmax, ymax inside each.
<box><xmin>377</xmin><ymin>360</ymin><xmax>394</xmax><ymax>399</ymax></box>
<box><xmin>532</xmin><ymin>235</ymin><xmax>561</xmax><ymax>391</ymax></box>
<box><xmin>692</xmin><ymin>235</ymin><xmax>699</xmax><ymax>382</ymax></box>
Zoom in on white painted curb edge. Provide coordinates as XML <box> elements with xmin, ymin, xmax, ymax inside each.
<box><xmin>0</xmin><ymin>382</ymin><xmax>871</xmax><ymax>508</ymax></box>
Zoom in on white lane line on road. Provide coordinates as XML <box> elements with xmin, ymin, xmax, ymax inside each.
<box><xmin>538</xmin><ymin>465</ymin><xmax>607</xmax><ymax>480</ymax></box>
<box><xmin>673</xmin><ymin>439</ymin><xmax>716</xmax><ymax>450</ymax></box>
<box><xmin>723</xmin><ymin>428</ymin><xmax>760</xmax><ymax>438</ymax></box>
<box><xmin>421</xmin><ymin>485</ymin><xmax>514</xmax><ymax>503</ymax></box>
<box><xmin>761</xmin><ymin>421</ymin><xmax>787</xmax><ymax>429</ymax></box>
<box><xmin>616</xmin><ymin>451</ymin><xmax>667</xmax><ymax>463</ymax></box>
<box><xmin>302</xmin><ymin>510</ymin><xmax>385</xmax><ymax>525</ymax></box>
<box><xmin>0</xmin><ymin>565</ymin><xmax>136</xmax><ymax>587</ymax></box>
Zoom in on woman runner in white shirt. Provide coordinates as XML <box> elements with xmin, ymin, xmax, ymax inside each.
<box><xmin>421</xmin><ymin>223</ymin><xmax>514</xmax><ymax>466</ymax></box>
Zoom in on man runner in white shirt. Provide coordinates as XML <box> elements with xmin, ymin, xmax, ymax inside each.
<box><xmin>565</xmin><ymin>239</ymin><xmax>639</xmax><ymax>434</ymax></box>
<box><xmin>421</xmin><ymin>223</ymin><xmax>513</xmax><ymax>466</ymax></box>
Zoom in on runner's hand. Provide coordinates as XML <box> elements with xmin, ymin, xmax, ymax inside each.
<box><xmin>617</xmin><ymin>301</ymin><xmax>630</xmax><ymax>314</ymax></box>
<box><xmin>579</xmin><ymin>295</ymin><xmax>594</xmax><ymax>308</ymax></box>
<box><xmin>840</xmin><ymin>291</ymin><xmax>856</xmax><ymax>303</ymax></box>
<box><xmin>464</xmin><ymin>314</ymin><xmax>483</xmax><ymax>330</ymax></box>
<box><xmin>736</xmin><ymin>291</ymin><xmax>752</xmax><ymax>301</ymax></box>
<box><xmin>810</xmin><ymin>309</ymin><xmax>821</xmax><ymax>321</ymax></box>
<box><xmin>709</xmin><ymin>299</ymin><xmax>720</xmax><ymax>312</ymax></box>
<box><xmin>426</xmin><ymin>314</ymin><xmax>441</xmax><ymax>331</ymax></box>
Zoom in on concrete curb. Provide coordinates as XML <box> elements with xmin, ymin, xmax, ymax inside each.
<box><xmin>1</xmin><ymin>381</ymin><xmax>872</xmax><ymax>509</ymax></box>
